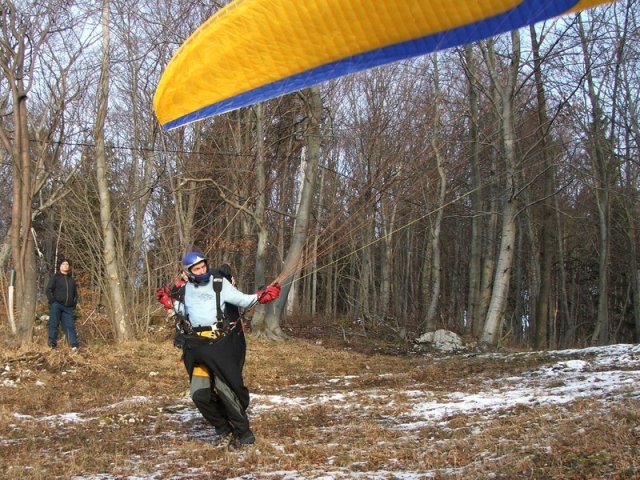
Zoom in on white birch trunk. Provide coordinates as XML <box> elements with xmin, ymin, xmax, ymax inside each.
<box><xmin>481</xmin><ymin>33</ymin><xmax>520</xmax><ymax>347</ymax></box>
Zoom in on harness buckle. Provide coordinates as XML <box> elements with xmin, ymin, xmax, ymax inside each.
<box><xmin>196</xmin><ymin>329</ymin><xmax>221</xmax><ymax>339</ymax></box>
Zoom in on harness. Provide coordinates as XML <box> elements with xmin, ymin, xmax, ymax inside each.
<box><xmin>173</xmin><ymin>273</ymin><xmax>234</xmax><ymax>343</ymax></box>
<box><xmin>175</xmin><ymin>273</ymin><xmax>249</xmax><ymax>407</ymax></box>
<box><xmin>212</xmin><ymin>275</ymin><xmax>224</xmax><ymax>331</ymax></box>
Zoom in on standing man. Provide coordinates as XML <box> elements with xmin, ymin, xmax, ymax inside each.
<box><xmin>46</xmin><ymin>257</ymin><xmax>79</xmax><ymax>350</ymax></box>
<box><xmin>156</xmin><ymin>251</ymin><xmax>281</xmax><ymax>449</ymax></box>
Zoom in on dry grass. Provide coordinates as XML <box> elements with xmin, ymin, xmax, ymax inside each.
<box><xmin>1</xmin><ymin>320</ymin><xmax>639</xmax><ymax>479</ymax></box>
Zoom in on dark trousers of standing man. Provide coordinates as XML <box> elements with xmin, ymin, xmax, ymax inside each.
<box><xmin>48</xmin><ymin>302</ymin><xmax>79</xmax><ymax>348</ymax></box>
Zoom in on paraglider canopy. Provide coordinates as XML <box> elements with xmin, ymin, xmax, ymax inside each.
<box><xmin>153</xmin><ymin>0</ymin><xmax>613</xmax><ymax>130</ymax></box>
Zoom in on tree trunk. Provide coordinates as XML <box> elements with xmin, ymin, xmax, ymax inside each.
<box><xmin>557</xmin><ymin>193</ymin><xmax>574</xmax><ymax>347</ymax></box>
<box><xmin>481</xmin><ymin>33</ymin><xmax>521</xmax><ymax>347</ymax></box>
<box><xmin>94</xmin><ymin>0</ymin><xmax>131</xmax><ymax>341</ymax></box>
<box><xmin>530</xmin><ymin>25</ymin><xmax>556</xmax><ymax>350</ymax></box>
<box><xmin>577</xmin><ymin>15</ymin><xmax>612</xmax><ymax>346</ymax></box>
<box><xmin>425</xmin><ymin>54</ymin><xmax>446</xmax><ymax>331</ymax></box>
<box><xmin>464</xmin><ymin>44</ymin><xmax>483</xmax><ymax>336</ymax></box>
<box><xmin>482</xmin><ymin>197</ymin><xmax>517</xmax><ymax>347</ymax></box>
<box><xmin>380</xmin><ymin>203</ymin><xmax>396</xmax><ymax>317</ymax></box>
<box><xmin>284</xmin><ymin>153</ymin><xmax>307</xmax><ymax>316</ymax></box>
<box><xmin>11</xmin><ymin>88</ymin><xmax>38</xmax><ymax>344</ymax></box>
<box><xmin>0</xmin><ymin>3</ymin><xmax>40</xmax><ymax>345</ymax></box>
<box><xmin>311</xmin><ymin>165</ymin><xmax>327</xmax><ymax>315</ymax></box>
<box><xmin>360</xmin><ymin>213</ymin><xmax>374</xmax><ymax>324</ymax></box>
<box><xmin>475</xmin><ymin>75</ymin><xmax>500</xmax><ymax>339</ymax></box>
<box><xmin>260</xmin><ymin>87</ymin><xmax>321</xmax><ymax>339</ymax></box>
<box><xmin>476</xmin><ymin>149</ymin><xmax>499</xmax><ymax>338</ymax></box>
<box><xmin>251</xmin><ymin>103</ymin><xmax>270</xmax><ymax>327</ymax></box>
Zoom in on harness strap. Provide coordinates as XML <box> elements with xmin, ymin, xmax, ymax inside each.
<box><xmin>192</xmin><ymin>325</ymin><xmax>213</xmax><ymax>332</ymax></box>
<box><xmin>212</xmin><ymin>275</ymin><xmax>224</xmax><ymax>330</ymax></box>
<box><xmin>195</xmin><ymin>329</ymin><xmax>221</xmax><ymax>339</ymax></box>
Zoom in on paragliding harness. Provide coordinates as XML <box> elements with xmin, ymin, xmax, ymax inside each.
<box><xmin>169</xmin><ymin>271</ymin><xmax>250</xmax><ymax>423</ymax></box>
<box><xmin>171</xmin><ymin>273</ymin><xmax>242</xmax><ymax>348</ymax></box>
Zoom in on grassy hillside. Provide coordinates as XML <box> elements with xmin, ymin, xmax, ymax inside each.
<box><xmin>1</xmin><ymin>325</ymin><xmax>639</xmax><ymax>479</ymax></box>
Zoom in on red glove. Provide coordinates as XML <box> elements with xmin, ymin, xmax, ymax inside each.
<box><xmin>156</xmin><ymin>278</ymin><xmax>186</xmax><ymax>310</ymax></box>
<box><xmin>155</xmin><ymin>286</ymin><xmax>173</xmax><ymax>310</ymax></box>
<box><xmin>169</xmin><ymin>279</ymin><xmax>186</xmax><ymax>296</ymax></box>
<box><xmin>257</xmin><ymin>283</ymin><xmax>281</xmax><ymax>304</ymax></box>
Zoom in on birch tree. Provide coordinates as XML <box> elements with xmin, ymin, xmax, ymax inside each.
<box><xmin>481</xmin><ymin>32</ymin><xmax>521</xmax><ymax>347</ymax></box>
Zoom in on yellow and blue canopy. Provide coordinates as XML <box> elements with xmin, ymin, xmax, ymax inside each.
<box><xmin>154</xmin><ymin>0</ymin><xmax>612</xmax><ymax>130</ymax></box>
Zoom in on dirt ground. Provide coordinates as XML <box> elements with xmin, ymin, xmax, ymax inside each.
<box><xmin>1</xmin><ymin>318</ymin><xmax>639</xmax><ymax>479</ymax></box>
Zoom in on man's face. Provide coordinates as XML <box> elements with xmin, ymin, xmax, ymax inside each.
<box><xmin>60</xmin><ymin>261</ymin><xmax>70</xmax><ymax>274</ymax></box>
<box><xmin>190</xmin><ymin>261</ymin><xmax>207</xmax><ymax>276</ymax></box>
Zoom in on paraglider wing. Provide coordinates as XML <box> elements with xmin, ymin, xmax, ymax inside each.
<box><xmin>154</xmin><ymin>0</ymin><xmax>613</xmax><ymax>130</ymax></box>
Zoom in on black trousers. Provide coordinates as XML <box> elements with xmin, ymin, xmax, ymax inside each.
<box><xmin>182</xmin><ymin>326</ymin><xmax>250</xmax><ymax>436</ymax></box>
<box><xmin>190</xmin><ymin>372</ymin><xmax>251</xmax><ymax>435</ymax></box>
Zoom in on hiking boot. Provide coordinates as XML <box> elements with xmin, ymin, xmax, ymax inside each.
<box><xmin>238</xmin><ymin>431</ymin><xmax>256</xmax><ymax>445</ymax></box>
<box><xmin>215</xmin><ymin>426</ymin><xmax>232</xmax><ymax>438</ymax></box>
<box><xmin>206</xmin><ymin>426</ymin><xmax>231</xmax><ymax>445</ymax></box>
<box><xmin>228</xmin><ymin>430</ymin><xmax>255</xmax><ymax>450</ymax></box>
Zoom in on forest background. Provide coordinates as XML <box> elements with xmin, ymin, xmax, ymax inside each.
<box><xmin>1</xmin><ymin>0</ymin><xmax>639</xmax><ymax>350</ymax></box>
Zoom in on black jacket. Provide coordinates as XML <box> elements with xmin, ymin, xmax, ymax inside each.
<box><xmin>46</xmin><ymin>273</ymin><xmax>78</xmax><ymax>307</ymax></box>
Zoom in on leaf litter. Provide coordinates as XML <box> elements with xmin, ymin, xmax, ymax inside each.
<box><xmin>1</xmin><ymin>338</ymin><xmax>639</xmax><ymax>479</ymax></box>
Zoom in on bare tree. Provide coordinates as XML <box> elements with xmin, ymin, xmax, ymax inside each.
<box><xmin>94</xmin><ymin>0</ymin><xmax>131</xmax><ymax>340</ymax></box>
<box><xmin>480</xmin><ymin>32</ymin><xmax>522</xmax><ymax>347</ymax></box>
<box><xmin>257</xmin><ymin>87</ymin><xmax>321</xmax><ymax>339</ymax></box>
<box><xmin>424</xmin><ymin>54</ymin><xmax>447</xmax><ymax>331</ymax></box>
<box><xmin>0</xmin><ymin>1</ymin><xmax>38</xmax><ymax>343</ymax></box>
<box><xmin>463</xmin><ymin>44</ymin><xmax>484</xmax><ymax>336</ymax></box>
<box><xmin>0</xmin><ymin>1</ymin><xmax>86</xmax><ymax>344</ymax></box>
<box><xmin>577</xmin><ymin>13</ymin><xmax>615</xmax><ymax>346</ymax></box>
<box><xmin>617</xmin><ymin>2</ymin><xmax>640</xmax><ymax>342</ymax></box>
<box><xmin>529</xmin><ymin>24</ymin><xmax>557</xmax><ymax>349</ymax></box>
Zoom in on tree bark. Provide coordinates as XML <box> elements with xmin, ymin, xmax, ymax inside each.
<box><xmin>11</xmin><ymin>80</ymin><xmax>38</xmax><ymax>344</ymax></box>
<box><xmin>259</xmin><ymin>87</ymin><xmax>321</xmax><ymax>339</ymax></box>
<box><xmin>463</xmin><ymin>45</ymin><xmax>484</xmax><ymax>336</ymax></box>
<box><xmin>250</xmin><ymin>103</ymin><xmax>270</xmax><ymax>327</ymax></box>
<box><xmin>0</xmin><ymin>2</ymin><xmax>48</xmax><ymax>344</ymax></box>
<box><xmin>530</xmin><ymin>25</ymin><xmax>556</xmax><ymax>350</ymax></box>
<box><xmin>425</xmin><ymin>54</ymin><xmax>446</xmax><ymax>332</ymax></box>
<box><xmin>380</xmin><ymin>203</ymin><xmax>396</xmax><ymax>317</ymax></box>
<box><xmin>481</xmin><ymin>33</ymin><xmax>521</xmax><ymax>347</ymax></box>
<box><xmin>577</xmin><ymin>15</ymin><xmax>612</xmax><ymax>346</ymax></box>
<box><xmin>94</xmin><ymin>0</ymin><xmax>131</xmax><ymax>340</ymax></box>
